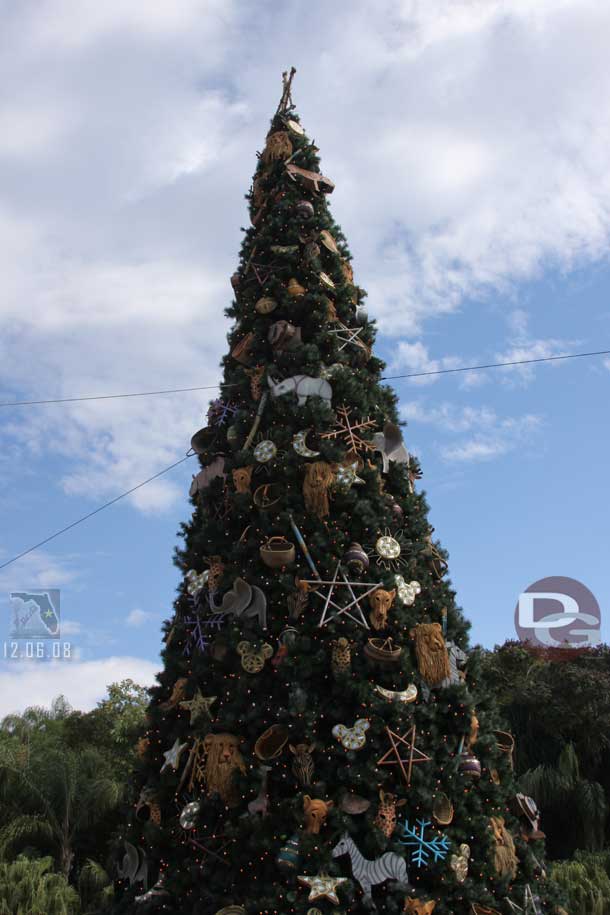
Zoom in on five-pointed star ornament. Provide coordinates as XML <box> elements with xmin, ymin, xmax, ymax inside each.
<box><xmin>160</xmin><ymin>737</ymin><xmax>189</xmax><ymax>773</ymax></box>
<box><xmin>179</xmin><ymin>691</ymin><xmax>217</xmax><ymax>725</ymax></box>
<box><xmin>328</xmin><ymin>322</ymin><xmax>368</xmax><ymax>353</ymax></box>
<box><xmin>506</xmin><ymin>885</ymin><xmax>543</xmax><ymax>915</ymax></box>
<box><xmin>298</xmin><ymin>873</ymin><xmax>348</xmax><ymax>904</ymax></box>
<box><xmin>377</xmin><ymin>725</ymin><xmax>431</xmax><ymax>787</ymax></box>
<box><xmin>301</xmin><ymin>562</ymin><xmax>382</xmax><ymax>628</ymax></box>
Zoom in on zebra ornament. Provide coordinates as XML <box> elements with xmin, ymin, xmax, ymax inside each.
<box><xmin>331</xmin><ymin>833</ymin><xmax>409</xmax><ymax>902</ymax></box>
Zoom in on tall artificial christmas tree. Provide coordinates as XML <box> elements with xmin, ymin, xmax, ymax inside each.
<box><xmin>115</xmin><ymin>71</ymin><xmax>564</xmax><ymax>915</ymax></box>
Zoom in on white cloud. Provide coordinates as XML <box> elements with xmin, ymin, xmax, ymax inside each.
<box><xmin>126</xmin><ymin>608</ymin><xmax>152</xmax><ymax>627</ymax></box>
<box><xmin>441</xmin><ymin>413</ymin><xmax>541</xmax><ymax>462</ymax></box>
<box><xmin>0</xmin><ymin>550</ymin><xmax>80</xmax><ymax>593</ymax></box>
<box><xmin>0</xmin><ymin>656</ymin><xmax>158</xmax><ymax>717</ymax></box>
<box><xmin>1</xmin><ymin>0</ymin><xmax>609</xmax><ymax>519</ymax></box>
<box><xmin>402</xmin><ymin>400</ymin><xmax>542</xmax><ymax>462</ymax></box>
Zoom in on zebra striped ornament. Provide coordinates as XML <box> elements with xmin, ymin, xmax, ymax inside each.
<box><xmin>331</xmin><ymin>833</ymin><xmax>409</xmax><ymax>900</ymax></box>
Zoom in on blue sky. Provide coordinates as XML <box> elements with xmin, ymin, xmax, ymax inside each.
<box><xmin>1</xmin><ymin>0</ymin><xmax>609</xmax><ymax>714</ymax></box>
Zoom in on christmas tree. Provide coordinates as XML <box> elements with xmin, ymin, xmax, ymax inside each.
<box><xmin>115</xmin><ymin>70</ymin><xmax>564</xmax><ymax>915</ymax></box>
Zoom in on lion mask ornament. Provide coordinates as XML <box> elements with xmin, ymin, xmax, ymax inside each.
<box><xmin>202</xmin><ymin>733</ymin><xmax>246</xmax><ymax>807</ymax></box>
<box><xmin>410</xmin><ymin>623</ymin><xmax>451</xmax><ymax>686</ymax></box>
<box><xmin>490</xmin><ymin>816</ymin><xmax>518</xmax><ymax>880</ymax></box>
<box><xmin>303</xmin><ymin>461</ymin><xmax>335</xmax><ymax>519</ymax></box>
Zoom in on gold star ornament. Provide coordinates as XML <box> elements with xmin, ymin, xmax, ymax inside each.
<box><xmin>298</xmin><ymin>873</ymin><xmax>348</xmax><ymax>905</ymax></box>
<box><xmin>179</xmin><ymin>690</ymin><xmax>217</xmax><ymax>725</ymax></box>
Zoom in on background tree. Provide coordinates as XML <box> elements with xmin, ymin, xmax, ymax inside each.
<box><xmin>0</xmin><ymin>856</ymin><xmax>80</xmax><ymax>915</ymax></box>
<box><xmin>478</xmin><ymin>642</ymin><xmax>610</xmax><ymax>858</ymax></box>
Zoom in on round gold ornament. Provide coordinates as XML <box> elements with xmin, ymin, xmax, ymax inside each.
<box><xmin>286</xmin><ymin>118</ymin><xmax>305</xmax><ymax>136</ymax></box>
<box><xmin>255</xmin><ymin>296</ymin><xmax>278</xmax><ymax>315</ymax></box>
<box><xmin>287</xmin><ymin>277</ymin><xmax>306</xmax><ymax>297</ymax></box>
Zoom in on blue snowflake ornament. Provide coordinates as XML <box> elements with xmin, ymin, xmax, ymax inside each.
<box><xmin>399</xmin><ymin>818</ymin><xmax>450</xmax><ymax>868</ymax></box>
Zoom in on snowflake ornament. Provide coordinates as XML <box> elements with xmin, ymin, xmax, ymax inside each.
<box><xmin>207</xmin><ymin>399</ymin><xmax>237</xmax><ymax>426</ymax></box>
<box><xmin>400</xmin><ymin>818</ymin><xmax>450</xmax><ymax>868</ymax></box>
<box><xmin>321</xmin><ymin>405</ymin><xmax>377</xmax><ymax>456</ymax></box>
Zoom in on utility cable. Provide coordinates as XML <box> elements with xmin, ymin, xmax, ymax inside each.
<box><xmin>0</xmin><ymin>454</ymin><xmax>195</xmax><ymax>572</ymax></box>
<box><xmin>1</xmin><ymin>348</ymin><xmax>608</xmax><ymax>407</ymax></box>
<box><xmin>1</xmin><ymin>346</ymin><xmax>609</xmax><ymax>571</ymax></box>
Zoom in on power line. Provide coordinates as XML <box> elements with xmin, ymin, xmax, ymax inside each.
<box><xmin>0</xmin><ymin>348</ymin><xmax>608</xmax><ymax>408</ymax></box>
<box><xmin>0</xmin><ymin>383</ymin><xmax>227</xmax><ymax>408</ymax></box>
<box><xmin>381</xmin><ymin>348</ymin><xmax>610</xmax><ymax>381</ymax></box>
<box><xmin>1</xmin><ymin>345</ymin><xmax>608</xmax><ymax>572</ymax></box>
<box><xmin>0</xmin><ymin>454</ymin><xmax>195</xmax><ymax>572</ymax></box>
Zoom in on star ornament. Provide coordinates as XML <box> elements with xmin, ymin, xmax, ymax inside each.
<box><xmin>161</xmin><ymin>737</ymin><xmax>189</xmax><ymax>773</ymax></box>
<box><xmin>377</xmin><ymin>725</ymin><xmax>431</xmax><ymax>787</ymax></box>
<box><xmin>179</xmin><ymin>691</ymin><xmax>217</xmax><ymax>725</ymax></box>
<box><xmin>301</xmin><ymin>562</ymin><xmax>382</xmax><ymax>629</ymax></box>
<box><xmin>298</xmin><ymin>872</ymin><xmax>348</xmax><ymax>904</ymax></box>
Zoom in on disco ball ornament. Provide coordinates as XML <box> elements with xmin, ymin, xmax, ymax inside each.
<box><xmin>179</xmin><ymin>801</ymin><xmax>200</xmax><ymax>830</ymax></box>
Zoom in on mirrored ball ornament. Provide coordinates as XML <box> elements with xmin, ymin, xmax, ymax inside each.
<box><xmin>179</xmin><ymin>801</ymin><xmax>200</xmax><ymax>830</ymax></box>
<box><xmin>253</xmin><ymin>440</ymin><xmax>277</xmax><ymax>463</ymax></box>
<box><xmin>376</xmin><ymin>535</ymin><xmax>401</xmax><ymax>560</ymax></box>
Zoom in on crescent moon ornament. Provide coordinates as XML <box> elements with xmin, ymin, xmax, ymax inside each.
<box><xmin>373</xmin><ymin>683</ymin><xmax>418</xmax><ymax>704</ymax></box>
<box><xmin>292</xmin><ymin>429</ymin><xmax>320</xmax><ymax>458</ymax></box>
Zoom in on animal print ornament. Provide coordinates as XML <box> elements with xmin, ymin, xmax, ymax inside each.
<box><xmin>290</xmin><ymin>742</ymin><xmax>316</xmax><ymax>786</ymax></box>
<box><xmin>237</xmin><ymin>640</ymin><xmax>274</xmax><ymax>673</ymax></box>
<box><xmin>450</xmin><ymin>843</ymin><xmax>470</xmax><ymax>883</ymax></box>
<box><xmin>331</xmin><ymin>637</ymin><xmax>351</xmax><ymax>677</ymax></box>
<box><xmin>332</xmin><ymin>718</ymin><xmax>370</xmax><ymax>751</ymax></box>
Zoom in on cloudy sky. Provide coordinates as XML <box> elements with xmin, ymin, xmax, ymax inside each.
<box><xmin>1</xmin><ymin>0</ymin><xmax>609</xmax><ymax>715</ymax></box>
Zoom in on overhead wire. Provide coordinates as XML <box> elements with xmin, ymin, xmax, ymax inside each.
<box><xmin>1</xmin><ymin>346</ymin><xmax>608</xmax><ymax>571</ymax></box>
<box><xmin>1</xmin><ymin>348</ymin><xmax>608</xmax><ymax>407</ymax></box>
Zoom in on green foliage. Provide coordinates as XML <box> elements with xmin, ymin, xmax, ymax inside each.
<box><xmin>551</xmin><ymin>850</ymin><xmax>610</xmax><ymax>915</ymax></box>
<box><xmin>0</xmin><ymin>744</ymin><xmax>123</xmax><ymax>878</ymax></box>
<box><xmin>479</xmin><ymin>642</ymin><xmax>610</xmax><ymax>857</ymax></box>
<box><xmin>0</xmin><ymin>855</ymin><xmax>80</xmax><ymax>915</ymax></box>
<box><xmin>0</xmin><ymin>680</ymin><xmax>147</xmax><ymax>909</ymax></box>
<box><xmin>78</xmin><ymin>859</ymin><xmax>113</xmax><ymax>915</ymax></box>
